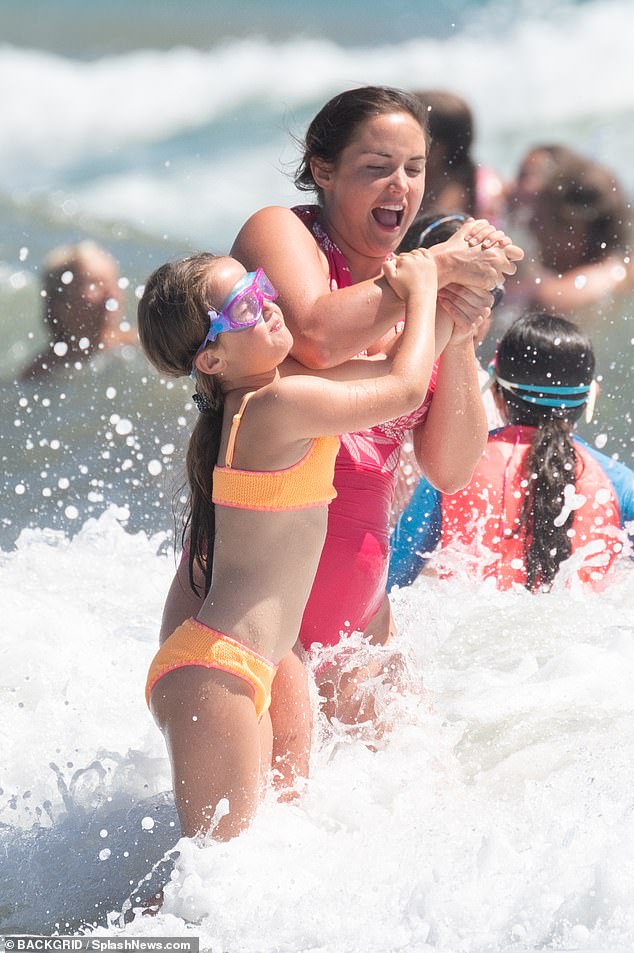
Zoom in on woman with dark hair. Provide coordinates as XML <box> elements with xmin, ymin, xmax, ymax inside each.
<box><xmin>389</xmin><ymin>313</ymin><xmax>634</xmax><ymax>591</ymax></box>
<box><xmin>508</xmin><ymin>146</ymin><xmax>632</xmax><ymax>313</ymax></box>
<box><xmin>411</xmin><ymin>89</ymin><xmax>504</xmax><ymax>222</ymax></box>
<box><xmin>158</xmin><ymin>86</ymin><xmax>523</xmax><ymax>783</ymax></box>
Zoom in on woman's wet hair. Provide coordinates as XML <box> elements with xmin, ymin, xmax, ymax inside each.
<box><xmin>137</xmin><ymin>253</ymin><xmax>225</xmax><ymax>597</ymax></box>
<box><xmin>495</xmin><ymin>312</ymin><xmax>595</xmax><ymax>591</ymax></box>
<box><xmin>295</xmin><ymin>85</ymin><xmax>430</xmax><ymax>203</ymax></box>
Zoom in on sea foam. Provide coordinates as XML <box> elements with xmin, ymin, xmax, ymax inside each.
<box><xmin>1</xmin><ymin>511</ymin><xmax>633</xmax><ymax>949</ymax></box>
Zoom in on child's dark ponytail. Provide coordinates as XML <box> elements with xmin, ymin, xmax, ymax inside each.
<box><xmin>520</xmin><ymin>418</ymin><xmax>577</xmax><ymax>590</ymax></box>
<box><xmin>495</xmin><ymin>312</ymin><xmax>595</xmax><ymax>591</ymax></box>
<box><xmin>137</xmin><ymin>252</ymin><xmax>225</xmax><ymax>596</ymax></box>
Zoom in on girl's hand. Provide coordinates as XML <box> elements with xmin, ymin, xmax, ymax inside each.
<box><xmin>382</xmin><ymin>248</ymin><xmax>437</xmax><ymax>300</ymax></box>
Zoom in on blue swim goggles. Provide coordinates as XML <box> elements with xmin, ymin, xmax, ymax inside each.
<box><xmin>193</xmin><ymin>268</ymin><xmax>278</xmax><ymax>367</ymax></box>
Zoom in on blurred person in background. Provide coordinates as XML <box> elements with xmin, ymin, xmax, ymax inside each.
<box><xmin>412</xmin><ymin>89</ymin><xmax>505</xmax><ymax>223</ymax></box>
<box><xmin>505</xmin><ymin>146</ymin><xmax>631</xmax><ymax>315</ymax></box>
<box><xmin>19</xmin><ymin>240</ymin><xmax>133</xmax><ymax>381</ymax></box>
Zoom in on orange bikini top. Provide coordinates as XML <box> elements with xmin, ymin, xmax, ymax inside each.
<box><xmin>212</xmin><ymin>389</ymin><xmax>339</xmax><ymax>512</ymax></box>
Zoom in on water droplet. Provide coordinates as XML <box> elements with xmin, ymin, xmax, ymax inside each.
<box><xmin>106</xmin><ymin>387</ymin><xmax>117</xmax><ymax>399</ymax></box>
<box><xmin>148</xmin><ymin>460</ymin><xmax>162</xmax><ymax>476</ymax></box>
<box><xmin>99</xmin><ymin>848</ymin><xmax>111</xmax><ymax>861</ymax></box>
<box><xmin>10</xmin><ymin>272</ymin><xmax>28</xmax><ymax>290</ymax></box>
<box><xmin>141</xmin><ymin>816</ymin><xmax>155</xmax><ymax>831</ymax></box>
<box><xmin>105</xmin><ymin>297</ymin><xmax>119</xmax><ymax>312</ymax></box>
<box><xmin>53</xmin><ymin>341</ymin><xmax>69</xmax><ymax>357</ymax></box>
<box><xmin>65</xmin><ymin>505</ymin><xmax>79</xmax><ymax>520</ymax></box>
<box><xmin>115</xmin><ymin>419</ymin><xmax>133</xmax><ymax>436</ymax></box>
<box><xmin>15</xmin><ymin>484</ymin><xmax>26</xmax><ymax>495</ymax></box>
<box><xmin>594</xmin><ymin>434</ymin><xmax>608</xmax><ymax>449</ymax></box>
<box><xmin>61</xmin><ymin>270</ymin><xmax>74</xmax><ymax>285</ymax></box>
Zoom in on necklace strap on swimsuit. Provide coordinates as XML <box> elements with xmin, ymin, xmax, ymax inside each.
<box><xmin>224</xmin><ymin>391</ymin><xmax>257</xmax><ymax>469</ymax></box>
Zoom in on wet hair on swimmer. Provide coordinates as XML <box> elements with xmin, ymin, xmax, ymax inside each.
<box><xmin>495</xmin><ymin>312</ymin><xmax>595</xmax><ymax>427</ymax></box>
<box><xmin>495</xmin><ymin>312</ymin><xmax>595</xmax><ymax>592</ymax></box>
<box><xmin>137</xmin><ymin>252</ymin><xmax>226</xmax><ymax>598</ymax></box>
<box><xmin>295</xmin><ymin>86</ymin><xmax>430</xmax><ymax>203</ymax></box>
<box><xmin>398</xmin><ymin>211</ymin><xmax>468</xmax><ymax>253</ymax></box>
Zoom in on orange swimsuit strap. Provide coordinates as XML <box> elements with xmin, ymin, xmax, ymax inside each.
<box><xmin>212</xmin><ymin>388</ymin><xmax>339</xmax><ymax>512</ymax></box>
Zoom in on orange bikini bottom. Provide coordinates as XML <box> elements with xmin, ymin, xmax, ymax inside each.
<box><xmin>145</xmin><ymin>617</ymin><xmax>277</xmax><ymax>720</ymax></box>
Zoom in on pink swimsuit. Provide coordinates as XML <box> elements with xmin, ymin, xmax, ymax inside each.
<box><xmin>293</xmin><ymin>206</ymin><xmax>438</xmax><ymax>648</ymax></box>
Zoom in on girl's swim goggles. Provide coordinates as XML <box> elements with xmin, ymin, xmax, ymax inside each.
<box><xmin>194</xmin><ymin>268</ymin><xmax>278</xmax><ymax>364</ymax></box>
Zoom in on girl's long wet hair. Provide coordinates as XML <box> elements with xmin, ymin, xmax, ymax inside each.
<box><xmin>295</xmin><ymin>85</ymin><xmax>430</xmax><ymax>204</ymax></box>
<box><xmin>137</xmin><ymin>252</ymin><xmax>223</xmax><ymax>596</ymax></box>
<box><xmin>495</xmin><ymin>313</ymin><xmax>595</xmax><ymax>591</ymax></box>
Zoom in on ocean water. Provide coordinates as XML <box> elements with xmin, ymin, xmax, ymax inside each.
<box><xmin>1</xmin><ymin>0</ymin><xmax>633</xmax><ymax>949</ymax></box>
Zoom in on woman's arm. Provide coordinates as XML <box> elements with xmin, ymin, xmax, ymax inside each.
<box><xmin>413</xmin><ymin>305</ymin><xmax>488</xmax><ymax>495</ymax></box>
<box><xmin>427</xmin><ymin>219</ymin><xmax>524</xmax><ymax>289</ymax></box>
<box><xmin>231</xmin><ymin>206</ymin><xmax>406</xmax><ymax>368</ymax></box>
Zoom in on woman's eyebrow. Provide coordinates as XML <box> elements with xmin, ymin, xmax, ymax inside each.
<box><xmin>360</xmin><ymin>150</ymin><xmax>425</xmax><ymax>160</ymax></box>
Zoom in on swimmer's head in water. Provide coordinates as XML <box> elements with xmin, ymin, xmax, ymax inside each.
<box><xmin>491</xmin><ymin>312</ymin><xmax>595</xmax><ymax>425</ymax></box>
<box><xmin>294</xmin><ymin>85</ymin><xmax>430</xmax><ymax>205</ymax></box>
<box><xmin>399</xmin><ymin>212</ymin><xmax>468</xmax><ymax>252</ymax></box>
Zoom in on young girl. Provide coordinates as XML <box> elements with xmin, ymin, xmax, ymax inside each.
<box><xmin>389</xmin><ymin>312</ymin><xmax>634</xmax><ymax>592</ymax></box>
<box><xmin>138</xmin><ymin>248</ymin><xmax>438</xmax><ymax>840</ymax></box>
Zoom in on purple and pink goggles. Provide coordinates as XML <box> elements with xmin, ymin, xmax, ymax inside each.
<box><xmin>193</xmin><ymin>268</ymin><xmax>278</xmax><ymax>365</ymax></box>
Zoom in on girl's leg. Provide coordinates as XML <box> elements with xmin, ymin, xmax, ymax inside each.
<box><xmin>151</xmin><ymin>666</ymin><xmax>262</xmax><ymax>840</ymax></box>
<box><xmin>268</xmin><ymin>647</ymin><xmax>312</xmax><ymax>796</ymax></box>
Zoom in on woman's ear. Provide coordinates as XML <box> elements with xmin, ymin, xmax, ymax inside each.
<box><xmin>310</xmin><ymin>157</ymin><xmax>334</xmax><ymax>191</ymax></box>
<box><xmin>193</xmin><ymin>346</ymin><xmax>226</xmax><ymax>378</ymax></box>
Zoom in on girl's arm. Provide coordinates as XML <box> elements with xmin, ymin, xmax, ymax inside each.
<box><xmin>269</xmin><ymin>250</ymin><xmax>438</xmax><ymax>439</ymax></box>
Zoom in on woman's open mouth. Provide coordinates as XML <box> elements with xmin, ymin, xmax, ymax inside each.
<box><xmin>371</xmin><ymin>204</ymin><xmax>405</xmax><ymax>230</ymax></box>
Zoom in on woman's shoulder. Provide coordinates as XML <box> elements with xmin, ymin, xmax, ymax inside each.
<box><xmin>231</xmin><ymin>205</ymin><xmax>320</xmax><ymax>264</ymax></box>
